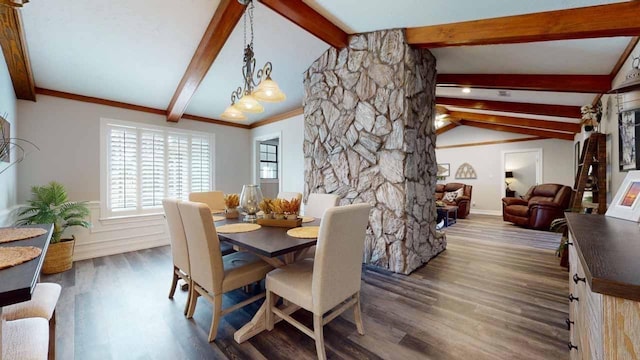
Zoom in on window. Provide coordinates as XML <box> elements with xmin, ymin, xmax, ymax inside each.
<box><xmin>102</xmin><ymin>119</ymin><xmax>214</xmax><ymax>217</ymax></box>
<box><xmin>260</xmin><ymin>143</ymin><xmax>278</xmax><ymax>179</ymax></box>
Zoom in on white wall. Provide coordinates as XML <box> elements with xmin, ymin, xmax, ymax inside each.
<box><xmin>250</xmin><ymin>114</ymin><xmax>305</xmax><ymax>196</ymax></box>
<box><xmin>436</xmin><ymin>126</ymin><xmax>574</xmax><ymax>213</ymax></box>
<box><xmin>17</xmin><ymin>95</ymin><xmax>251</xmax><ymax>259</ymax></box>
<box><xmin>0</xmin><ymin>51</ymin><xmax>18</xmax><ymax>226</ymax></box>
<box><xmin>17</xmin><ymin>95</ymin><xmax>251</xmax><ymax>202</ymax></box>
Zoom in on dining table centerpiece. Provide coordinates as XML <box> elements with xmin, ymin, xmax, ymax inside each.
<box><xmin>239</xmin><ymin>185</ymin><xmax>263</xmax><ymax>223</ymax></box>
<box><xmin>224</xmin><ymin>193</ymin><xmax>240</xmax><ymax>219</ymax></box>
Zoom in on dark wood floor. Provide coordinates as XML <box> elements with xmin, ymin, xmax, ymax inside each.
<box><xmin>43</xmin><ymin>215</ymin><xmax>568</xmax><ymax>359</ymax></box>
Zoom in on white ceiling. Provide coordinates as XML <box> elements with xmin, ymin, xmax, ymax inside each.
<box><xmin>185</xmin><ymin>1</ymin><xmax>329</xmax><ymax>122</ymax></box>
<box><xmin>305</xmin><ymin>0</ymin><xmax>629</xmax><ymax>34</ymax></box>
<box><xmin>435</xmin><ymin>87</ymin><xmax>597</xmax><ymax>106</ymax></box>
<box><xmin>19</xmin><ymin>0</ymin><xmax>633</xmax><ymax>129</ymax></box>
<box><xmin>22</xmin><ymin>0</ymin><xmax>219</xmax><ymax>110</ymax></box>
<box><xmin>432</xmin><ymin>38</ymin><xmax>632</xmax><ymax>75</ymax></box>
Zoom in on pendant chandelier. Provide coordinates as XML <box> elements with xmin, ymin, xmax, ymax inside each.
<box><xmin>220</xmin><ymin>0</ymin><xmax>286</xmax><ymax>121</ymax></box>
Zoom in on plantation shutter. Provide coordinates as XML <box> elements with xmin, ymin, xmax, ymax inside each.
<box><xmin>103</xmin><ymin>119</ymin><xmax>214</xmax><ymax>216</ymax></box>
<box><xmin>108</xmin><ymin>126</ymin><xmax>137</xmax><ymax>211</ymax></box>
<box><xmin>140</xmin><ymin>130</ymin><xmax>165</xmax><ymax>208</ymax></box>
<box><xmin>191</xmin><ymin>135</ymin><xmax>211</xmax><ymax>193</ymax></box>
<box><xmin>167</xmin><ymin>133</ymin><xmax>190</xmax><ymax>200</ymax></box>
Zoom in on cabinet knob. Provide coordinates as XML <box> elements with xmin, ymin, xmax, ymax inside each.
<box><xmin>565</xmin><ymin>318</ymin><xmax>574</xmax><ymax>330</ymax></box>
<box><xmin>568</xmin><ymin>293</ymin><xmax>579</xmax><ymax>302</ymax></box>
<box><xmin>573</xmin><ymin>274</ymin><xmax>586</xmax><ymax>284</ymax></box>
<box><xmin>568</xmin><ymin>342</ymin><xmax>578</xmax><ymax>351</ymax></box>
<box><xmin>568</xmin><ymin>242</ymin><xmax>574</xmax><ymax>246</ymax></box>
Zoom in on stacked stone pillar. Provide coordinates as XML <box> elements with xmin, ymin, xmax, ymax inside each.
<box><xmin>303</xmin><ymin>29</ymin><xmax>445</xmax><ymax>274</ymax></box>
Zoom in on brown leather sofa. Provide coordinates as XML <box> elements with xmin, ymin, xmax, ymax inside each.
<box><xmin>502</xmin><ymin>184</ymin><xmax>573</xmax><ymax>230</ymax></box>
<box><xmin>435</xmin><ymin>183</ymin><xmax>472</xmax><ymax>219</ymax></box>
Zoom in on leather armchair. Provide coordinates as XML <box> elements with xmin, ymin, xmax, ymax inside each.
<box><xmin>435</xmin><ymin>183</ymin><xmax>472</xmax><ymax>218</ymax></box>
<box><xmin>502</xmin><ymin>184</ymin><xmax>573</xmax><ymax>230</ymax></box>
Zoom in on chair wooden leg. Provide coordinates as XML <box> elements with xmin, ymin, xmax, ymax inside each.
<box><xmin>168</xmin><ymin>268</ymin><xmax>179</xmax><ymax>299</ymax></box>
<box><xmin>353</xmin><ymin>292</ymin><xmax>365</xmax><ymax>336</ymax></box>
<box><xmin>48</xmin><ymin>310</ymin><xmax>56</xmax><ymax>360</ymax></box>
<box><xmin>265</xmin><ymin>290</ymin><xmax>274</xmax><ymax>331</ymax></box>
<box><xmin>313</xmin><ymin>314</ymin><xmax>327</xmax><ymax>360</ymax></box>
<box><xmin>207</xmin><ymin>294</ymin><xmax>223</xmax><ymax>342</ymax></box>
<box><xmin>186</xmin><ymin>284</ymin><xmax>199</xmax><ymax>319</ymax></box>
<box><xmin>183</xmin><ymin>281</ymin><xmax>192</xmax><ymax>316</ymax></box>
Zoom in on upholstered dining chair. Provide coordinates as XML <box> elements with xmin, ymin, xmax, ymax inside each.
<box><xmin>304</xmin><ymin>193</ymin><xmax>339</xmax><ymax>219</ymax></box>
<box><xmin>188</xmin><ymin>191</ymin><xmax>226</xmax><ymax>213</ymax></box>
<box><xmin>2</xmin><ymin>282</ymin><xmax>61</xmax><ymax>359</ymax></box>
<box><xmin>188</xmin><ymin>191</ymin><xmax>235</xmax><ymax>256</ymax></box>
<box><xmin>162</xmin><ymin>199</ymin><xmax>192</xmax><ymax>315</ymax></box>
<box><xmin>177</xmin><ymin>201</ymin><xmax>274</xmax><ymax>342</ymax></box>
<box><xmin>276</xmin><ymin>191</ymin><xmax>302</xmax><ymax>203</ymax></box>
<box><xmin>265</xmin><ymin>203</ymin><xmax>371</xmax><ymax>360</ymax></box>
<box><xmin>301</xmin><ymin>193</ymin><xmax>340</xmax><ymax>259</ymax></box>
<box><xmin>2</xmin><ymin>317</ymin><xmax>50</xmax><ymax>359</ymax></box>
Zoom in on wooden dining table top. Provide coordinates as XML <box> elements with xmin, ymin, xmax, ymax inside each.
<box><xmin>215</xmin><ymin>218</ymin><xmax>319</xmax><ymax>258</ymax></box>
<box><xmin>0</xmin><ymin>223</ymin><xmax>53</xmax><ymax>307</ymax></box>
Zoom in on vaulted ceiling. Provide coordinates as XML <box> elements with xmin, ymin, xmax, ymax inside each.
<box><xmin>2</xmin><ymin>0</ymin><xmax>639</xmax><ymax>138</ymax></box>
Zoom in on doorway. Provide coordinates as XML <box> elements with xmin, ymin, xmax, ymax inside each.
<box><xmin>253</xmin><ymin>133</ymin><xmax>282</xmax><ymax>199</ymax></box>
<box><xmin>502</xmin><ymin>148</ymin><xmax>543</xmax><ymax>198</ymax></box>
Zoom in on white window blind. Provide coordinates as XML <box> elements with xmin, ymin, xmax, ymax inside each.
<box><xmin>103</xmin><ymin>119</ymin><xmax>214</xmax><ymax>216</ymax></box>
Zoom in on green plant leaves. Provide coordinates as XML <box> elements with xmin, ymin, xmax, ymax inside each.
<box><xmin>16</xmin><ymin>181</ymin><xmax>90</xmax><ymax>244</ymax></box>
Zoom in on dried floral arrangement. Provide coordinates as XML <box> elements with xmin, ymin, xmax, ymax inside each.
<box><xmin>224</xmin><ymin>194</ymin><xmax>240</xmax><ymax>208</ymax></box>
<box><xmin>260</xmin><ymin>197</ymin><xmax>301</xmax><ymax>218</ymax></box>
<box><xmin>580</xmin><ymin>100</ymin><xmax>602</xmax><ymax>132</ymax></box>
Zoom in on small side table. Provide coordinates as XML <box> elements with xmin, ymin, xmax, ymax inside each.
<box><xmin>436</xmin><ymin>205</ymin><xmax>458</xmax><ymax>227</ymax></box>
<box><xmin>505</xmin><ymin>189</ymin><xmax>516</xmax><ymax>197</ymax></box>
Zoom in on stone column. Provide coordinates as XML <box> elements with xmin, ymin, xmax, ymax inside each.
<box><xmin>303</xmin><ymin>29</ymin><xmax>445</xmax><ymax>274</ymax></box>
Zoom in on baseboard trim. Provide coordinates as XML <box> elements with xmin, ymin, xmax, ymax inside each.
<box><xmin>74</xmin><ymin>236</ymin><xmax>170</xmax><ymax>261</ymax></box>
<box><xmin>470</xmin><ymin>209</ymin><xmax>502</xmax><ymax>216</ymax></box>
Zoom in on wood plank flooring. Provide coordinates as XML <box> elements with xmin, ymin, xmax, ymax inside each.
<box><xmin>43</xmin><ymin>215</ymin><xmax>568</xmax><ymax>359</ymax></box>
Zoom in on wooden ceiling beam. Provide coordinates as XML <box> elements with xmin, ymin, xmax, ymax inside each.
<box><xmin>435</xmin><ymin>122</ymin><xmax>458</xmax><ymax>135</ymax></box>
<box><xmin>0</xmin><ymin>5</ymin><xmax>35</xmax><ymax>101</ymax></box>
<box><xmin>166</xmin><ymin>0</ymin><xmax>246</xmax><ymax>122</ymax></box>
<box><xmin>437</xmin><ymin>74</ymin><xmax>611</xmax><ymax>93</ymax></box>
<box><xmin>258</xmin><ymin>0</ymin><xmax>348</xmax><ymax>48</ymax></box>
<box><xmin>459</xmin><ymin>120</ymin><xmax>574</xmax><ymax>140</ymax></box>
<box><xmin>437</xmin><ymin>97</ymin><xmax>581</xmax><ymax>118</ymax></box>
<box><xmin>406</xmin><ymin>2</ymin><xmax>640</xmax><ymax>48</ymax></box>
<box><xmin>450</xmin><ymin>110</ymin><xmax>580</xmax><ymax>133</ymax></box>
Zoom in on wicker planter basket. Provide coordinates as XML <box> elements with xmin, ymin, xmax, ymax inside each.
<box><xmin>42</xmin><ymin>238</ymin><xmax>75</xmax><ymax>274</ymax></box>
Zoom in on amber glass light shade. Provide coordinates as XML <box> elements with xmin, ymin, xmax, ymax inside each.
<box><xmin>235</xmin><ymin>93</ymin><xmax>264</xmax><ymax>113</ymax></box>
<box><xmin>220</xmin><ymin>104</ymin><xmax>247</xmax><ymax>121</ymax></box>
<box><xmin>253</xmin><ymin>78</ymin><xmax>286</xmax><ymax>103</ymax></box>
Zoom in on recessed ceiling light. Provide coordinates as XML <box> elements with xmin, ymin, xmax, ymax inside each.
<box><xmin>462</xmin><ymin>87</ymin><xmax>471</xmax><ymax>94</ymax></box>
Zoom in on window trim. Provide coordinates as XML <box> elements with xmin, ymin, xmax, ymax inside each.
<box><xmin>100</xmin><ymin>118</ymin><xmax>215</xmax><ymax>219</ymax></box>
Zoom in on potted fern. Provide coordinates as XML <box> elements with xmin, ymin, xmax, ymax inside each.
<box><xmin>17</xmin><ymin>181</ymin><xmax>90</xmax><ymax>274</ymax></box>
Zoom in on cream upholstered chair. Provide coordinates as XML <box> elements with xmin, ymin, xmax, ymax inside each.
<box><xmin>2</xmin><ymin>282</ymin><xmax>61</xmax><ymax>360</ymax></box>
<box><xmin>265</xmin><ymin>203</ymin><xmax>371</xmax><ymax>360</ymax></box>
<box><xmin>162</xmin><ymin>199</ymin><xmax>192</xmax><ymax>315</ymax></box>
<box><xmin>276</xmin><ymin>192</ymin><xmax>302</xmax><ymax>203</ymax></box>
<box><xmin>177</xmin><ymin>201</ymin><xmax>274</xmax><ymax>342</ymax></box>
<box><xmin>2</xmin><ymin>317</ymin><xmax>49</xmax><ymax>359</ymax></box>
<box><xmin>189</xmin><ymin>191</ymin><xmax>225</xmax><ymax>213</ymax></box>
<box><xmin>301</xmin><ymin>193</ymin><xmax>339</xmax><ymax>259</ymax></box>
<box><xmin>304</xmin><ymin>193</ymin><xmax>339</xmax><ymax>219</ymax></box>
<box><xmin>188</xmin><ymin>192</ymin><xmax>235</xmax><ymax>256</ymax></box>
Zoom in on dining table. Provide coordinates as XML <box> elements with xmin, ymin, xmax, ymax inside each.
<box><xmin>215</xmin><ymin>217</ymin><xmax>319</xmax><ymax>344</ymax></box>
<box><xmin>0</xmin><ymin>223</ymin><xmax>53</xmax><ymax>356</ymax></box>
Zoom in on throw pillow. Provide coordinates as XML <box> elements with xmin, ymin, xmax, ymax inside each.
<box><xmin>443</xmin><ymin>190</ymin><xmax>458</xmax><ymax>203</ymax></box>
<box><xmin>443</xmin><ymin>188</ymin><xmax>464</xmax><ymax>203</ymax></box>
